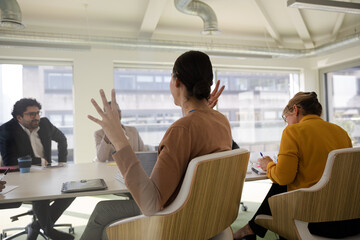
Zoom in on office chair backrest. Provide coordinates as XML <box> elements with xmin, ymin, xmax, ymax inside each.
<box><xmin>106</xmin><ymin>148</ymin><xmax>250</xmax><ymax>240</ymax></box>
<box><xmin>293</xmin><ymin>147</ymin><xmax>360</xmax><ymax>222</ymax></box>
<box><xmin>255</xmin><ymin>147</ymin><xmax>360</xmax><ymax>240</ymax></box>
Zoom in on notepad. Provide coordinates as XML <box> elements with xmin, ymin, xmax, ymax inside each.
<box><xmin>61</xmin><ymin>178</ymin><xmax>107</xmax><ymax>193</ymax></box>
<box><xmin>0</xmin><ymin>185</ymin><xmax>19</xmax><ymax>195</ymax></box>
<box><xmin>251</xmin><ymin>166</ymin><xmax>267</xmax><ymax>175</ymax></box>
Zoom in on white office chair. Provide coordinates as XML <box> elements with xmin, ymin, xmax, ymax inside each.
<box><xmin>106</xmin><ymin>148</ymin><xmax>250</xmax><ymax>240</ymax></box>
<box><xmin>255</xmin><ymin>147</ymin><xmax>360</xmax><ymax>240</ymax></box>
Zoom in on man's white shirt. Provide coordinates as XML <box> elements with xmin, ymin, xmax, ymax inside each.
<box><xmin>19</xmin><ymin>123</ymin><xmax>45</xmax><ymax>161</ymax></box>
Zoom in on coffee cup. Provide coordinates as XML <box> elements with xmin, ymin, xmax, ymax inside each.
<box><xmin>18</xmin><ymin>156</ymin><xmax>32</xmax><ymax>173</ymax></box>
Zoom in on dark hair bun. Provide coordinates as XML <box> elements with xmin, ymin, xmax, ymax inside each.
<box><xmin>310</xmin><ymin>92</ymin><xmax>317</xmax><ymax>98</ymax></box>
<box><xmin>287</xmin><ymin>91</ymin><xmax>322</xmax><ymax>117</ymax></box>
<box><xmin>193</xmin><ymin>80</ymin><xmax>211</xmax><ymax>100</ymax></box>
<box><xmin>173</xmin><ymin>51</ymin><xmax>213</xmax><ymax>100</ymax></box>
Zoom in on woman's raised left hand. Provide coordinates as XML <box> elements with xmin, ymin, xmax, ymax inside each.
<box><xmin>208</xmin><ymin>80</ymin><xmax>225</xmax><ymax>109</ymax></box>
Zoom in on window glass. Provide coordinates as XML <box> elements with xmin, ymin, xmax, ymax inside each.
<box><xmin>45</xmin><ymin>70</ymin><xmax>72</xmax><ymax>93</ymax></box>
<box><xmin>0</xmin><ymin>64</ymin><xmax>74</xmax><ymax>161</ymax></box>
<box><xmin>216</xmin><ymin>70</ymin><xmax>300</xmax><ymax>152</ymax></box>
<box><xmin>49</xmin><ymin>114</ymin><xmax>63</xmax><ymax>126</ymax></box>
<box><xmin>325</xmin><ymin>66</ymin><xmax>360</xmax><ymax>147</ymax></box>
<box><xmin>114</xmin><ymin>69</ymin><xmax>179</xmax><ymax>148</ymax></box>
<box><xmin>114</xmin><ymin>68</ymin><xmax>300</xmax><ymax>151</ymax></box>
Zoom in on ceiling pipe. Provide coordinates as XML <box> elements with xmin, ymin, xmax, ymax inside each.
<box><xmin>174</xmin><ymin>0</ymin><xmax>220</xmax><ymax>35</ymax></box>
<box><xmin>0</xmin><ymin>0</ymin><xmax>25</xmax><ymax>30</ymax></box>
<box><xmin>0</xmin><ymin>30</ymin><xmax>359</xmax><ymax>58</ymax></box>
<box><xmin>301</xmin><ymin>33</ymin><xmax>360</xmax><ymax>57</ymax></box>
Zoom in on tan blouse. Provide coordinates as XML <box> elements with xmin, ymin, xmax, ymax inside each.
<box><xmin>113</xmin><ymin>108</ymin><xmax>232</xmax><ymax>215</ymax></box>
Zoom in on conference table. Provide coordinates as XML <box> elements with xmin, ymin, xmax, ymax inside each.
<box><xmin>245</xmin><ymin>169</ymin><xmax>268</xmax><ymax>181</ymax></box>
<box><xmin>0</xmin><ymin>162</ymin><xmax>128</xmax><ymax>204</ymax></box>
<box><xmin>0</xmin><ymin>161</ymin><xmax>267</xmax><ymax>204</ymax></box>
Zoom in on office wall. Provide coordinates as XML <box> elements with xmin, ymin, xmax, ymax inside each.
<box><xmin>0</xmin><ymin>44</ymin><xmax>359</xmax><ymax>163</ymax></box>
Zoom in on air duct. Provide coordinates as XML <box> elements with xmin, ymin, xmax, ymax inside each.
<box><xmin>174</xmin><ymin>0</ymin><xmax>219</xmax><ymax>35</ymax></box>
<box><xmin>0</xmin><ymin>0</ymin><xmax>25</xmax><ymax>30</ymax></box>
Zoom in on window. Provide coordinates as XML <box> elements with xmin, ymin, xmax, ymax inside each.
<box><xmin>114</xmin><ymin>68</ymin><xmax>179</xmax><ymax>148</ymax></box>
<box><xmin>114</xmin><ymin>67</ymin><xmax>300</xmax><ymax>152</ymax></box>
<box><xmin>216</xmin><ymin>70</ymin><xmax>300</xmax><ymax>152</ymax></box>
<box><xmin>0</xmin><ymin>64</ymin><xmax>74</xmax><ymax>161</ymax></box>
<box><xmin>114</xmin><ymin>69</ymin><xmax>171</xmax><ymax>92</ymax></box>
<box><xmin>324</xmin><ymin>64</ymin><xmax>360</xmax><ymax>147</ymax></box>
<box><xmin>44</xmin><ymin>70</ymin><xmax>72</xmax><ymax>93</ymax></box>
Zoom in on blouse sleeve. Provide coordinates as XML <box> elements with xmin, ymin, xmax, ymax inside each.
<box><xmin>266</xmin><ymin>127</ymin><xmax>299</xmax><ymax>185</ymax></box>
<box><xmin>113</xmin><ymin>126</ymin><xmax>191</xmax><ymax>216</ymax></box>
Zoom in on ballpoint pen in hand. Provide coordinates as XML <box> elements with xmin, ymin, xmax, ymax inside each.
<box><xmin>0</xmin><ymin>168</ymin><xmax>10</xmax><ymax>181</ymax></box>
<box><xmin>255</xmin><ymin>152</ymin><xmax>264</xmax><ymax>167</ymax></box>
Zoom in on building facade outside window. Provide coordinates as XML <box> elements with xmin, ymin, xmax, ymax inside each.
<box><xmin>324</xmin><ymin>65</ymin><xmax>360</xmax><ymax>147</ymax></box>
<box><xmin>216</xmin><ymin>70</ymin><xmax>300</xmax><ymax>152</ymax></box>
<box><xmin>114</xmin><ymin>68</ymin><xmax>179</xmax><ymax>149</ymax></box>
<box><xmin>0</xmin><ymin>64</ymin><xmax>74</xmax><ymax>161</ymax></box>
<box><xmin>114</xmin><ymin>67</ymin><xmax>300</xmax><ymax>152</ymax></box>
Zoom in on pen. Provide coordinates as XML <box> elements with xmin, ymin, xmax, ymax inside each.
<box><xmin>260</xmin><ymin>152</ymin><xmax>264</xmax><ymax>158</ymax></box>
<box><xmin>0</xmin><ymin>168</ymin><xmax>10</xmax><ymax>181</ymax></box>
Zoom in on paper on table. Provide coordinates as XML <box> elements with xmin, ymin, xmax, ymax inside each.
<box><xmin>251</xmin><ymin>166</ymin><xmax>267</xmax><ymax>175</ymax></box>
<box><xmin>0</xmin><ymin>185</ymin><xmax>19</xmax><ymax>195</ymax></box>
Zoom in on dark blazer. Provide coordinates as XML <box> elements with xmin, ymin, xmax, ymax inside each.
<box><xmin>0</xmin><ymin>117</ymin><xmax>67</xmax><ymax>166</ymax></box>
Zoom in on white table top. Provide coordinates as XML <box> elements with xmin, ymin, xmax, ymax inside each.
<box><xmin>0</xmin><ymin>162</ymin><xmax>127</xmax><ymax>204</ymax></box>
<box><xmin>0</xmin><ymin>161</ymin><xmax>267</xmax><ymax>204</ymax></box>
<box><xmin>245</xmin><ymin>170</ymin><xmax>268</xmax><ymax>181</ymax></box>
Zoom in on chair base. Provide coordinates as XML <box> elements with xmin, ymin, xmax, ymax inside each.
<box><xmin>1</xmin><ymin>224</ymin><xmax>75</xmax><ymax>240</ymax></box>
<box><xmin>1</xmin><ymin>229</ymin><xmax>48</xmax><ymax>240</ymax></box>
<box><xmin>240</xmin><ymin>201</ymin><xmax>248</xmax><ymax>211</ymax></box>
<box><xmin>54</xmin><ymin>224</ymin><xmax>75</xmax><ymax>234</ymax></box>
<box><xmin>2</xmin><ymin>204</ymin><xmax>74</xmax><ymax>240</ymax></box>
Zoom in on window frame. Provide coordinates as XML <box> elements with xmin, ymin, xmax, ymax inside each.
<box><xmin>319</xmin><ymin>59</ymin><xmax>360</xmax><ymax>122</ymax></box>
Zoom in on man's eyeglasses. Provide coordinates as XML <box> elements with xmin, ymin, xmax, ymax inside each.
<box><xmin>23</xmin><ymin>111</ymin><xmax>42</xmax><ymax>118</ymax></box>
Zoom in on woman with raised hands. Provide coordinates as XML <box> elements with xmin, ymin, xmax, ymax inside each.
<box><xmin>81</xmin><ymin>51</ymin><xmax>231</xmax><ymax>240</ymax></box>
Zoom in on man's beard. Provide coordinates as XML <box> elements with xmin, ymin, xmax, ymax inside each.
<box><xmin>28</xmin><ymin>120</ymin><xmax>39</xmax><ymax>129</ymax></box>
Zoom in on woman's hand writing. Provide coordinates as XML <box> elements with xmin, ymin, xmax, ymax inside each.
<box><xmin>258</xmin><ymin>156</ymin><xmax>273</xmax><ymax>171</ymax></box>
<box><xmin>0</xmin><ymin>180</ymin><xmax>6</xmax><ymax>192</ymax></box>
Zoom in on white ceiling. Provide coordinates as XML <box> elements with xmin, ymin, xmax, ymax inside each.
<box><xmin>1</xmin><ymin>0</ymin><xmax>360</xmax><ymax>58</ymax></box>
